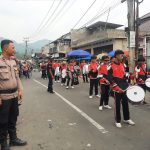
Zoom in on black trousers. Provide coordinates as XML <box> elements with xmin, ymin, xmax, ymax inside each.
<box><xmin>83</xmin><ymin>74</ymin><xmax>88</xmax><ymax>82</ymax></box>
<box><xmin>100</xmin><ymin>84</ymin><xmax>110</xmax><ymax>106</ymax></box>
<box><xmin>0</xmin><ymin>97</ymin><xmax>19</xmax><ymax>143</ymax></box>
<box><xmin>47</xmin><ymin>77</ymin><xmax>53</xmax><ymax>92</ymax></box>
<box><xmin>55</xmin><ymin>76</ymin><xmax>59</xmax><ymax>81</ymax></box>
<box><xmin>114</xmin><ymin>92</ymin><xmax>130</xmax><ymax>123</ymax></box>
<box><xmin>67</xmin><ymin>77</ymin><xmax>74</xmax><ymax>86</ymax></box>
<box><xmin>89</xmin><ymin>79</ymin><xmax>98</xmax><ymax>96</ymax></box>
<box><xmin>42</xmin><ymin>70</ymin><xmax>47</xmax><ymax>79</ymax></box>
<box><xmin>138</xmin><ymin>84</ymin><xmax>146</xmax><ymax>92</ymax></box>
<box><xmin>61</xmin><ymin>78</ymin><xmax>66</xmax><ymax>84</ymax></box>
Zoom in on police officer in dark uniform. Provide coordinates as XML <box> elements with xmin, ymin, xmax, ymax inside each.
<box><xmin>0</xmin><ymin>40</ymin><xmax>27</xmax><ymax>150</ymax></box>
<box><xmin>47</xmin><ymin>58</ymin><xmax>55</xmax><ymax>93</ymax></box>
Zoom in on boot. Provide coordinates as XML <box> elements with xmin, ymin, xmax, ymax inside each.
<box><xmin>9</xmin><ymin>138</ymin><xmax>27</xmax><ymax>146</ymax></box>
<box><xmin>1</xmin><ymin>140</ymin><xmax>11</xmax><ymax>150</ymax></box>
<box><xmin>9</xmin><ymin>130</ymin><xmax>27</xmax><ymax>146</ymax></box>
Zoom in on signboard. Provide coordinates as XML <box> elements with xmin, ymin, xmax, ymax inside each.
<box><xmin>130</xmin><ymin>31</ymin><xmax>135</xmax><ymax>48</ymax></box>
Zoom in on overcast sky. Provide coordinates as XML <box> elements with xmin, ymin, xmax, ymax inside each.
<box><xmin>0</xmin><ymin>0</ymin><xmax>149</xmax><ymax>43</ymax></box>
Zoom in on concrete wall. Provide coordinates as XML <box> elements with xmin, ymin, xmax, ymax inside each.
<box><xmin>71</xmin><ymin>28</ymin><xmax>126</xmax><ymax>48</ymax></box>
<box><xmin>113</xmin><ymin>39</ymin><xmax>128</xmax><ymax>50</ymax></box>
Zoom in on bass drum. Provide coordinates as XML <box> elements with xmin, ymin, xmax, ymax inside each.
<box><xmin>145</xmin><ymin>78</ymin><xmax>150</xmax><ymax>88</ymax></box>
<box><xmin>126</xmin><ymin>85</ymin><xmax>145</xmax><ymax>102</ymax></box>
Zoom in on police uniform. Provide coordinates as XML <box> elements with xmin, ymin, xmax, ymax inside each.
<box><xmin>0</xmin><ymin>56</ymin><xmax>24</xmax><ymax>148</ymax></box>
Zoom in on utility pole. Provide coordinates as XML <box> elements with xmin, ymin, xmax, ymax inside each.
<box><xmin>122</xmin><ymin>0</ymin><xmax>136</xmax><ymax>73</ymax></box>
<box><xmin>127</xmin><ymin>0</ymin><xmax>136</xmax><ymax>73</ymax></box>
<box><xmin>23</xmin><ymin>37</ymin><xmax>29</xmax><ymax>59</ymax></box>
<box><xmin>135</xmin><ymin>0</ymin><xmax>144</xmax><ymax>60</ymax></box>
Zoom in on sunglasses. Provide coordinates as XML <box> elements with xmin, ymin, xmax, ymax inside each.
<box><xmin>104</xmin><ymin>60</ymin><xmax>109</xmax><ymax>62</ymax></box>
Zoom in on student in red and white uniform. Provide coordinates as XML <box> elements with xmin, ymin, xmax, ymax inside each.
<box><xmin>88</xmin><ymin>56</ymin><xmax>100</xmax><ymax>98</ymax></box>
<box><xmin>66</xmin><ymin>61</ymin><xmax>75</xmax><ymax>89</ymax></box>
<box><xmin>54</xmin><ymin>60</ymin><xmax>60</xmax><ymax>83</ymax></box>
<box><xmin>98</xmin><ymin>55</ymin><xmax>111</xmax><ymax>111</ymax></box>
<box><xmin>60</xmin><ymin>61</ymin><xmax>67</xmax><ymax>86</ymax></box>
<box><xmin>135</xmin><ymin>56</ymin><xmax>147</xmax><ymax>104</ymax></box>
<box><xmin>108</xmin><ymin>50</ymin><xmax>135</xmax><ymax>128</ymax></box>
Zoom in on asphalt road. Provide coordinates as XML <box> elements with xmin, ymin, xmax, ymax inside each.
<box><xmin>12</xmin><ymin>72</ymin><xmax>150</xmax><ymax>150</ymax></box>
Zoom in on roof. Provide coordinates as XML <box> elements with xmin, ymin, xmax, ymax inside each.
<box><xmin>140</xmin><ymin>12</ymin><xmax>150</xmax><ymax>20</ymax></box>
<box><xmin>87</xmin><ymin>21</ymin><xmax>123</xmax><ymax>30</ymax></box>
<box><xmin>139</xmin><ymin>12</ymin><xmax>150</xmax><ymax>32</ymax></box>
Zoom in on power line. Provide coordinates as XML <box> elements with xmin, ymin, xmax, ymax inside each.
<box><xmin>80</xmin><ymin>0</ymin><xmax>121</xmax><ymax>28</ymax></box>
<box><xmin>30</xmin><ymin>0</ymin><xmax>56</xmax><ymax>37</ymax></box>
<box><xmin>72</xmin><ymin>0</ymin><xmax>98</xmax><ymax>29</ymax></box>
<box><xmin>31</xmin><ymin>0</ymin><xmax>63</xmax><ymax>38</ymax></box>
<box><xmin>44</xmin><ymin>0</ymin><xmax>71</xmax><ymax>28</ymax></box>
<box><xmin>50</xmin><ymin>0</ymin><xmax>77</xmax><ymax>27</ymax></box>
<box><xmin>30</xmin><ymin>0</ymin><xmax>75</xmax><ymax>41</ymax></box>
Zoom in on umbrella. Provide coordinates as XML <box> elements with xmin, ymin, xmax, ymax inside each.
<box><xmin>97</xmin><ymin>53</ymin><xmax>107</xmax><ymax>59</ymax></box>
<box><xmin>67</xmin><ymin>49</ymin><xmax>91</xmax><ymax>57</ymax></box>
<box><xmin>108</xmin><ymin>50</ymin><xmax>116</xmax><ymax>57</ymax></box>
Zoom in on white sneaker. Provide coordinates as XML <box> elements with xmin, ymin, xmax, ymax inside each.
<box><xmin>95</xmin><ymin>95</ymin><xmax>100</xmax><ymax>98</ymax></box>
<box><xmin>61</xmin><ymin>84</ymin><xmax>63</xmax><ymax>86</ymax></box>
<box><xmin>124</xmin><ymin>119</ymin><xmax>135</xmax><ymax>125</ymax></box>
<box><xmin>98</xmin><ymin>106</ymin><xmax>103</xmax><ymax>111</ymax></box>
<box><xmin>89</xmin><ymin>96</ymin><xmax>93</xmax><ymax>99</ymax></box>
<box><xmin>66</xmin><ymin>86</ymin><xmax>69</xmax><ymax>89</ymax></box>
<box><xmin>115</xmin><ymin>122</ymin><xmax>122</xmax><ymax>128</ymax></box>
<box><xmin>104</xmin><ymin>105</ymin><xmax>112</xmax><ymax>109</ymax></box>
<box><xmin>71</xmin><ymin>86</ymin><xmax>74</xmax><ymax>89</ymax></box>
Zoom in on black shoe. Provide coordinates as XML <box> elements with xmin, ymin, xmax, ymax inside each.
<box><xmin>10</xmin><ymin>138</ymin><xmax>27</xmax><ymax>146</ymax></box>
<box><xmin>49</xmin><ymin>91</ymin><xmax>55</xmax><ymax>94</ymax></box>
<box><xmin>1</xmin><ymin>142</ymin><xmax>11</xmax><ymax>150</ymax></box>
<box><xmin>141</xmin><ymin>101</ymin><xmax>148</xmax><ymax>105</ymax></box>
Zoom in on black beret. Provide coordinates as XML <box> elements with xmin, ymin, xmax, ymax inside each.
<box><xmin>114</xmin><ymin>50</ymin><xmax>124</xmax><ymax>57</ymax></box>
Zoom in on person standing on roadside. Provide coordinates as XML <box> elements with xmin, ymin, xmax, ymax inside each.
<box><xmin>0</xmin><ymin>39</ymin><xmax>27</xmax><ymax>150</ymax></box>
<box><xmin>47</xmin><ymin>58</ymin><xmax>55</xmax><ymax>93</ymax></box>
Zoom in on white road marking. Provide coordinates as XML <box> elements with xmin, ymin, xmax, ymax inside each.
<box><xmin>33</xmin><ymin>79</ymin><xmax>108</xmax><ymax>134</ymax></box>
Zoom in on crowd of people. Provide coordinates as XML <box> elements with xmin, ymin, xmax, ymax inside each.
<box><xmin>41</xmin><ymin>50</ymin><xmax>150</xmax><ymax>128</ymax></box>
<box><xmin>0</xmin><ymin>39</ymin><xmax>149</xmax><ymax>150</ymax></box>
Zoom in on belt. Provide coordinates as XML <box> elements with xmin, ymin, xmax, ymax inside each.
<box><xmin>0</xmin><ymin>88</ymin><xmax>18</xmax><ymax>94</ymax></box>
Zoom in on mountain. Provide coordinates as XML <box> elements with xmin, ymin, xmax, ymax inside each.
<box><xmin>0</xmin><ymin>37</ymin><xmax>51</xmax><ymax>54</ymax></box>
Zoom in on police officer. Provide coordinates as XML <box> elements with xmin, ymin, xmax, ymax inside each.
<box><xmin>108</xmin><ymin>50</ymin><xmax>135</xmax><ymax>128</ymax></box>
<box><xmin>0</xmin><ymin>40</ymin><xmax>27</xmax><ymax>150</ymax></box>
<box><xmin>47</xmin><ymin>58</ymin><xmax>55</xmax><ymax>93</ymax></box>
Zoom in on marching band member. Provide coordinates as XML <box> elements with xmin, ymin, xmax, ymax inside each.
<box><xmin>88</xmin><ymin>56</ymin><xmax>100</xmax><ymax>99</ymax></box>
<box><xmin>135</xmin><ymin>56</ymin><xmax>147</xmax><ymax>104</ymax></box>
<box><xmin>40</xmin><ymin>61</ymin><xmax>47</xmax><ymax>79</ymax></box>
<box><xmin>54</xmin><ymin>61</ymin><xmax>60</xmax><ymax>83</ymax></box>
<box><xmin>60</xmin><ymin>61</ymin><xmax>67</xmax><ymax>86</ymax></box>
<box><xmin>98</xmin><ymin>56</ymin><xmax>111</xmax><ymax>111</ymax></box>
<box><xmin>66</xmin><ymin>61</ymin><xmax>75</xmax><ymax>89</ymax></box>
<box><xmin>108</xmin><ymin>50</ymin><xmax>135</xmax><ymax>128</ymax></box>
<box><xmin>82</xmin><ymin>61</ymin><xmax>89</xmax><ymax>83</ymax></box>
